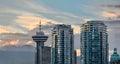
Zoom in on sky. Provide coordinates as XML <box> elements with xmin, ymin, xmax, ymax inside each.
<box><xmin>0</xmin><ymin>0</ymin><xmax>120</xmax><ymax>56</ymax></box>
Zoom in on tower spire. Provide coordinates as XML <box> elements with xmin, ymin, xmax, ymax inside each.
<box><xmin>39</xmin><ymin>20</ymin><xmax>41</xmax><ymax>32</ymax></box>
<box><xmin>114</xmin><ymin>48</ymin><xmax>118</xmax><ymax>54</ymax></box>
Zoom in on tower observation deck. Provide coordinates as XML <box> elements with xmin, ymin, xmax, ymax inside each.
<box><xmin>32</xmin><ymin>22</ymin><xmax>48</xmax><ymax>64</ymax></box>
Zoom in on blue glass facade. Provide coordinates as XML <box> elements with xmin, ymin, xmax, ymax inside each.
<box><xmin>80</xmin><ymin>21</ymin><xmax>108</xmax><ymax>64</ymax></box>
<box><xmin>51</xmin><ymin>24</ymin><xmax>74</xmax><ymax>64</ymax></box>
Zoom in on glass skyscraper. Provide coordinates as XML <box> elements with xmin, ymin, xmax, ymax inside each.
<box><xmin>80</xmin><ymin>21</ymin><xmax>108</xmax><ymax>64</ymax></box>
<box><xmin>51</xmin><ymin>24</ymin><xmax>74</xmax><ymax>64</ymax></box>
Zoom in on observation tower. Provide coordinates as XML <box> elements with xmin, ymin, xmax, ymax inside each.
<box><xmin>32</xmin><ymin>22</ymin><xmax>48</xmax><ymax>64</ymax></box>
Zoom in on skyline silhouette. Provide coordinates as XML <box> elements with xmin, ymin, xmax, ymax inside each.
<box><xmin>0</xmin><ymin>0</ymin><xmax>120</xmax><ymax>64</ymax></box>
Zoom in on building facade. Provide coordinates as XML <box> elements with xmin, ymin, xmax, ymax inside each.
<box><xmin>110</xmin><ymin>60</ymin><xmax>120</xmax><ymax>64</ymax></box>
<box><xmin>42</xmin><ymin>46</ymin><xmax>51</xmax><ymax>64</ymax></box>
<box><xmin>110</xmin><ymin>48</ymin><xmax>120</xmax><ymax>64</ymax></box>
<box><xmin>80</xmin><ymin>21</ymin><xmax>108</xmax><ymax>64</ymax></box>
<box><xmin>51</xmin><ymin>24</ymin><xmax>74</xmax><ymax>64</ymax></box>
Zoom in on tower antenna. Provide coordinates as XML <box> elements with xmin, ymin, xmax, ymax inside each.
<box><xmin>39</xmin><ymin>20</ymin><xmax>41</xmax><ymax>32</ymax></box>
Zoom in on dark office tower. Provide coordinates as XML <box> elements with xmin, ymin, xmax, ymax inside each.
<box><xmin>42</xmin><ymin>46</ymin><xmax>51</xmax><ymax>64</ymax></box>
<box><xmin>32</xmin><ymin>22</ymin><xmax>48</xmax><ymax>64</ymax></box>
<box><xmin>80</xmin><ymin>21</ymin><xmax>108</xmax><ymax>64</ymax></box>
<box><xmin>51</xmin><ymin>24</ymin><xmax>74</xmax><ymax>64</ymax></box>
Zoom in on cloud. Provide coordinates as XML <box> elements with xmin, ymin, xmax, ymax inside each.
<box><xmin>0</xmin><ymin>0</ymin><xmax>57</xmax><ymax>14</ymax></box>
<box><xmin>71</xmin><ymin>25</ymin><xmax>80</xmax><ymax>34</ymax></box>
<box><xmin>8</xmin><ymin>40</ymin><xmax>20</xmax><ymax>45</ymax></box>
<box><xmin>0</xmin><ymin>3</ymin><xmax>35</xmax><ymax>16</ymax></box>
<box><xmin>15</xmin><ymin>14</ymin><xmax>61</xmax><ymax>30</ymax></box>
<box><xmin>100</xmin><ymin>3</ymin><xmax>120</xmax><ymax>20</ymax></box>
<box><xmin>62</xmin><ymin>12</ymin><xmax>80</xmax><ymax>19</ymax></box>
<box><xmin>0</xmin><ymin>25</ymin><xmax>25</xmax><ymax>34</ymax></box>
<box><xmin>0</xmin><ymin>32</ymin><xmax>33</xmax><ymax>47</ymax></box>
<box><xmin>0</xmin><ymin>0</ymin><xmax>83</xmax><ymax>34</ymax></box>
<box><xmin>101</xmin><ymin>4</ymin><xmax>120</xmax><ymax>8</ymax></box>
<box><xmin>0</xmin><ymin>26</ymin><xmax>10</xmax><ymax>33</ymax></box>
<box><xmin>0</xmin><ymin>21</ymin><xmax>52</xmax><ymax>47</ymax></box>
<box><xmin>0</xmin><ymin>20</ymin><xmax>80</xmax><ymax>48</ymax></box>
<box><xmin>0</xmin><ymin>39</ymin><xmax>20</xmax><ymax>47</ymax></box>
<box><xmin>102</xmin><ymin>11</ymin><xmax>119</xmax><ymax>18</ymax></box>
<box><xmin>25</xmin><ymin>41</ymin><xmax>33</xmax><ymax>46</ymax></box>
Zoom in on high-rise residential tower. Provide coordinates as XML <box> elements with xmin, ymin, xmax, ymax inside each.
<box><xmin>80</xmin><ymin>21</ymin><xmax>108</xmax><ymax>64</ymax></box>
<box><xmin>32</xmin><ymin>22</ymin><xmax>48</xmax><ymax>64</ymax></box>
<box><xmin>51</xmin><ymin>24</ymin><xmax>74</xmax><ymax>64</ymax></box>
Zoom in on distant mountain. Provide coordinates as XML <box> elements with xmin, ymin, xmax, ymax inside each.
<box><xmin>0</xmin><ymin>45</ymin><xmax>35</xmax><ymax>51</ymax></box>
<box><xmin>0</xmin><ymin>45</ymin><xmax>35</xmax><ymax>64</ymax></box>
